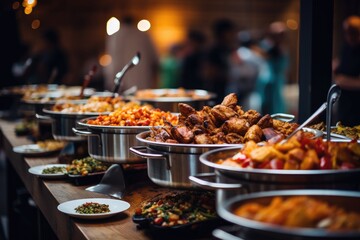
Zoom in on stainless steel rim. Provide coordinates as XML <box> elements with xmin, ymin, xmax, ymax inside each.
<box><xmin>42</xmin><ymin>108</ymin><xmax>104</xmax><ymax>116</ymax></box>
<box><xmin>77</xmin><ymin>117</ymin><xmax>151</xmax><ymax>131</ymax></box>
<box><xmin>199</xmin><ymin>146</ymin><xmax>360</xmax><ymax>175</ymax></box>
<box><xmin>125</xmin><ymin>89</ymin><xmax>216</xmax><ymax>102</ymax></box>
<box><xmin>218</xmin><ymin>189</ymin><xmax>360</xmax><ymax>238</ymax></box>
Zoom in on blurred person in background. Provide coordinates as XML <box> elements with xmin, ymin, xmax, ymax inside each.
<box><xmin>202</xmin><ymin>18</ymin><xmax>238</xmax><ymax>103</ymax></box>
<box><xmin>259</xmin><ymin>21</ymin><xmax>289</xmax><ymax>114</ymax></box>
<box><xmin>334</xmin><ymin>15</ymin><xmax>360</xmax><ymax>126</ymax></box>
<box><xmin>180</xmin><ymin>30</ymin><xmax>207</xmax><ymax>90</ymax></box>
<box><xmin>226</xmin><ymin>30</ymin><xmax>270</xmax><ymax>111</ymax></box>
<box><xmin>104</xmin><ymin>16</ymin><xmax>159</xmax><ymax>93</ymax></box>
<box><xmin>11</xmin><ymin>43</ymin><xmax>31</xmax><ymax>85</ymax></box>
<box><xmin>159</xmin><ymin>43</ymin><xmax>184</xmax><ymax>88</ymax></box>
<box><xmin>24</xmin><ymin>29</ymin><xmax>69</xmax><ymax>85</ymax></box>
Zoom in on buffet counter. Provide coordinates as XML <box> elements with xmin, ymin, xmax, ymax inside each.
<box><xmin>0</xmin><ymin>119</ymin><xmax>174</xmax><ymax>240</ymax></box>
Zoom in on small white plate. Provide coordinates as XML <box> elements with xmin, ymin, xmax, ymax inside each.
<box><xmin>28</xmin><ymin>164</ymin><xmax>68</xmax><ymax>179</ymax></box>
<box><xmin>13</xmin><ymin>144</ymin><xmax>60</xmax><ymax>156</ymax></box>
<box><xmin>57</xmin><ymin>198</ymin><xmax>130</xmax><ymax>219</ymax></box>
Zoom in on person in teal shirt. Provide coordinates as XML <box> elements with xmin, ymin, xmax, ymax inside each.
<box><xmin>259</xmin><ymin>22</ymin><xmax>289</xmax><ymax>114</ymax></box>
<box><xmin>159</xmin><ymin>43</ymin><xmax>184</xmax><ymax>88</ymax></box>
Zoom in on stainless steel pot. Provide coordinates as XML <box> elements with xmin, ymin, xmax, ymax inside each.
<box><xmin>22</xmin><ymin>87</ymin><xmax>96</xmax><ymax>115</ymax></box>
<box><xmin>37</xmin><ymin>108</ymin><xmax>100</xmax><ymax>141</ymax></box>
<box><xmin>73</xmin><ymin>117</ymin><xmax>149</xmax><ymax>163</ymax></box>
<box><xmin>214</xmin><ymin>189</ymin><xmax>360</xmax><ymax>240</ymax></box>
<box><xmin>189</xmin><ymin>144</ymin><xmax>360</xmax><ymax>212</ymax></box>
<box><xmin>196</xmin><ymin>145</ymin><xmax>360</xmax><ymax>183</ymax></box>
<box><xmin>125</xmin><ymin>89</ymin><xmax>216</xmax><ymax>112</ymax></box>
<box><xmin>130</xmin><ymin>131</ymin><xmax>242</xmax><ymax>188</ymax></box>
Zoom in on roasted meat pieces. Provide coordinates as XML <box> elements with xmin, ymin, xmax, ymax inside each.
<box><xmin>147</xmin><ymin>93</ymin><xmax>298</xmax><ymax>144</ymax></box>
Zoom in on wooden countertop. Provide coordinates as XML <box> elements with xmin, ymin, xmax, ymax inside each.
<box><xmin>0</xmin><ymin>119</ymin><xmax>195</xmax><ymax>240</ymax></box>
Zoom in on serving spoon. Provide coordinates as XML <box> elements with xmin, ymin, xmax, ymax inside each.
<box><xmin>112</xmin><ymin>52</ymin><xmax>141</xmax><ymax>96</ymax></box>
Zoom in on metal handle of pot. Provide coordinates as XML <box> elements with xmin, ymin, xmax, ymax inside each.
<box><xmin>212</xmin><ymin>228</ymin><xmax>245</xmax><ymax>240</ymax></box>
<box><xmin>72</xmin><ymin>127</ymin><xmax>99</xmax><ymax>137</ymax></box>
<box><xmin>270</xmin><ymin>113</ymin><xmax>295</xmax><ymax>122</ymax></box>
<box><xmin>35</xmin><ymin>113</ymin><xmax>53</xmax><ymax>121</ymax></box>
<box><xmin>189</xmin><ymin>173</ymin><xmax>243</xmax><ymax>190</ymax></box>
<box><xmin>129</xmin><ymin>146</ymin><xmax>166</xmax><ymax>159</ymax></box>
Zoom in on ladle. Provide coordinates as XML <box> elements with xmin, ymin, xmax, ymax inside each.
<box><xmin>112</xmin><ymin>52</ymin><xmax>141</xmax><ymax>96</ymax></box>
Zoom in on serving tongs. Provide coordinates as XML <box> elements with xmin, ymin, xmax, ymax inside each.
<box><xmin>112</xmin><ymin>52</ymin><xmax>141</xmax><ymax>96</ymax></box>
<box><xmin>282</xmin><ymin>84</ymin><xmax>341</xmax><ymax>143</ymax></box>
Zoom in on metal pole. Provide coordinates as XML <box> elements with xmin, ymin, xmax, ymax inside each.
<box><xmin>298</xmin><ymin>0</ymin><xmax>334</xmax><ymax>122</ymax></box>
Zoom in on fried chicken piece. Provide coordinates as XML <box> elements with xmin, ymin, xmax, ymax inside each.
<box><xmin>221</xmin><ymin>93</ymin><xmax>238</xmax><ymax>108</ymax></box>
<box><xmin>241</xmin><ymin>110</ymin><xmax>262</xmax><ymax>126</ymax></box>
<box><xmin>225</xmin><ymin>133</ymin><xmax>244</xmax><ymax>144</ymax></box>
<box><xmin>234</xmin><ymin>105</ymin><xmax>245</xmax><ymax>116</ymax></box>
<box><xmin>204</xmin><ymin>119</ymin><xmax>217</xmax><ymax>131</ymax></box>
<box><xmin>194</xmin><ymin>134</ymin><xmax>213</xmax><ymax>144</ymax></box>
<box><xmin>192</xmin><ymin>125</ymin><xmax>206</xmax><ymax>135</ymax></box>
<box><xmin>171</xmin><ymin>126</ymin><xmax>194</xmax><ymax>143</ymax></box>
<box><xmin>211</xmin><ymin>105</ymin><xmax>238</xmax><ymax>125</ymax></box>
<box><xmin>199</xmin><ymin>107</ymin><xmax>217</xmax><ymax>131</ymax></box>
<box><xmin>188</xmin><ymin>113</ymin><xmax>203</xmax><ymax>126</ymax></box>
<box><xmin>222</xmin><ymin>117</ymin><xmax>250</xmax><ymax>135</ymax></box>
<box><xmin>165</xmin><ymin>139</ymin><xmax>179</xmax><ymax>144</ymax></box>
<box><xmin>155</xmin><ymin>129</ymin><xmax>172</xmax><ymax>142</ymax></box>
<box><xmin>178</xmin><ymin>103</ymin><xmax>196</xmax><ymax>117</ymax></box>
<box><xmin>257</xmin><ymin>114</ymin><xmax>273</xmax><ymax>129</ymax></box>
<box><xmin>244</xmin><ymin>125</ymin><xmax>263</xmax><ymax>142</ymax></box>
<box><xmin>210</xmin><ymin>132</ymin><xmax>226</xmax><ymax>144</ymax></box>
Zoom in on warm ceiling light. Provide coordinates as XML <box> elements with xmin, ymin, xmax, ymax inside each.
<box><xmin>23</xmin><ymin>0</ymin><xmax>37</xmax><ymax>8</ymax></box>
<box><xmin>286</xmin><ymin>19</ymin><xmax>298</xmax><ymax>30</ymax></box>
<box><xmin>137</xmin><ymin>19</ymin><xmax>151</xmax><ymax>32</ymax></box>
<box><xmin>99</xmin><ymin>54</ymin><xmax>112</xmax><ymax>66</ymax></box>
<box><xmin>24</xmin><ymin>6</ymin><xmax>32</xmax><ymax>15</ymax></box>
<box><xmin>12</xmin><ymin>1</ymin><xmax>20</xmax><ymax>10</ymax></box>
<box><xmin>31</xmin><ymin>19</ymin><xmax>40</xmax><ymax>29</ymax></box>
<box><xmin>106</xmin><ymin>17</ymin><xmax>120</xmax><ymax>36</ymax></box>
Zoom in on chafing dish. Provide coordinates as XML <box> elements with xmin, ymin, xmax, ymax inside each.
<box><xmin>214</xmin><ymin>189</ymin><xmax>360</xmax><ymax>240</ymax></box>
<box><xmin>130</xmin><ymin>131</ymin><xmax>241</xmax><ymax>188</ymax></box>
<box><xmin>73</xmin><ymin>117</ymin><xmax>149</xmax><ymax>163</ymax></box>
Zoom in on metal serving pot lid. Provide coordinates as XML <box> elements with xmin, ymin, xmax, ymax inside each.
<box><xmin>125</xmin><ymin>89</ymin><xmax>216</xmax><ymax>103</ymax></box>
<box><xmin>218</xmin><ymin>189</ymin><xmax>360</xmax><ymax>239</ymax></box>
<box><xmin>199</xmin><ymin>145</ymin><xmax>360</xmax><ymax>183</ymax></box>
